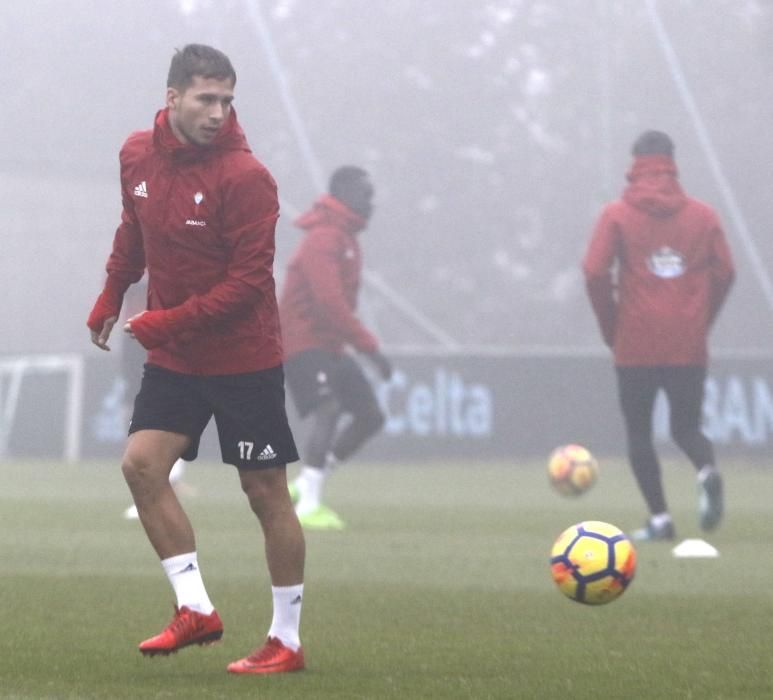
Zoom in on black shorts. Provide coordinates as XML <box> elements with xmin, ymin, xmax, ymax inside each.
<box><xmin>129</xmin><ymin>364</ymin><xmax>299</xmax><ymax>469</ymax></box>
<box><xmin>284</xmin><ymin>349</ymin><xmax>380</xmax><ymax>419</ymax></box>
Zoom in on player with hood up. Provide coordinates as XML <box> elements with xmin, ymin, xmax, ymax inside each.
<box><xmin>583</xmin><ymin>130</ymin><xmax>734</xmax><ymax>541</ymax></box>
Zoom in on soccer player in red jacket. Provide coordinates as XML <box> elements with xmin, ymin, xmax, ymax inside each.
<box><xmin>279</xmin><ymin>167</ymin><xmax>392</xmax><ymax>530</ymax></box>
<box><xmin>583</xmin><ymin>131</ymin><xmax>734</xmax><ymax>541</ymax></box>
<box><xmin>87</xmin><ymin>45</ymin><xmax>305</xmax><ymax>674</ymax></box>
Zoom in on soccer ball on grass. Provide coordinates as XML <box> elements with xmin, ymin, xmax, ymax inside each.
<box><xmin>548</xmin><ymin>444</ymin><xmax>599</xmax><ymax>497</ymax></box>
<box><xmin>550</xmin><ymin>520</ymin><xmax>636</xmax><ymax>605</ymax></box>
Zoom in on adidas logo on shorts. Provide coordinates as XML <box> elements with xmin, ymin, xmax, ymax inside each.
<box><xmin>257</xmin><ymin>444</ymin><xmax>277</xmax><ymax>461</ymax></box>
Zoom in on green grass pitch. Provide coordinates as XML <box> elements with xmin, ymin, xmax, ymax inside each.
<box><xmin>2</xmin><ymin>455</ymin><xmax>771</xmax><ymax>699</ymax></box>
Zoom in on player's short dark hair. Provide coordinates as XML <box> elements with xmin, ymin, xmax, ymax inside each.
<box><xmin>329</xmin><ymin>166</ymin><xmax>369</xmax><ymax>199</ymax></box>
<box><xmin>632</xmin><ymin>130</ymin><xmax>674</xmax><ymax>157</ymax></box>
<box><xmin>167</xmin><ymin>44</ymin><xmax>236</xmax><ymax>91</ymax></box>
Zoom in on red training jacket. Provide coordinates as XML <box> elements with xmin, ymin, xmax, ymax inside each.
<box><xmin>99</xmin><ymin>108</ymin><xmax>282</xmax><ymax>375</ymax></box>
<box><xmin>583</xmin><ymin>155</ymin><xmax>734</xmax><ymax>366</ymax></box>
<box><xmin>279</xmin><ymin>195</ymin><xmax>379</xmax><ymax>357</ymax></box>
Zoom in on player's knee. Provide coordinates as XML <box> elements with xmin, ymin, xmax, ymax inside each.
<box><xmin>121</xmin><ymin>452</ymin><xmax>152</xmax><ymax>486</ymax></box>
<box><xmin>240</xmin><ymin>469</ymin><xmax>287</xmax><ymax>516</ymax></box>
<box><xmin>670</xmin><ymin>428</ymin><xmax>685</xmax><ymax>447</ymax></box>
<box><xmin>121</xmin><ymin>450</ymin><xmax>173</xmax><ymax>488</ymax></box>
<box><xmin>627</xmin><ymin>437</ymin><xmax>655</xmax><ymax>464</ymax></box>
<box><xmin>317</xmin><ymin>396</ymin><xmax>343</xmax><ymax>421</ymax></box>
<box><xmin>670</xmin><ymin>423</ymin><xmax>697</xmax><ymax>448</ymax></box>
<box><xmin>362</xmin><ymin>405</ymin><xmax>385</xmax><ymax>436</ymax></box>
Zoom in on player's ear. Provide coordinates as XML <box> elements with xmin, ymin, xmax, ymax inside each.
<box><xmin>166</xmin><ymin>87</ymin><xmax>180</xmax><ymax>111</ymax></box>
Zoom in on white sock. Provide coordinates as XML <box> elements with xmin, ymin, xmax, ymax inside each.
<box><xmin>169</xmin><ymin>458</ymin><xmax>186</xmax><ymax>484</ymax></box>
<box><xmin>267</xmin><ymin>584</ymin><xmax>303</xmax><ymax>651</ymax></box>
<box><xmin>161</xmin><ymin>552</ymin><xmax>214</xmax><ymax>615</ymax></box>
<box><xmin>295</xmin><ymin>466</ymin><xmax>326</xmax><ymax>515</ymax></box>
<box><xmin>697</xmin><ymin>465</ymin><xmax>717</xmax><ymax>483</ymax></box>
<box><xmin>650</xmin><ymin>512</ymin><xmax>672</xmax><ymax>528</ymax></box>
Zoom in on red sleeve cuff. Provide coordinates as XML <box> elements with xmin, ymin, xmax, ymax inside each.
<box><xmin>128</xmin><ymin>310</ymin><xmax>173</xmax><ymax>349</ymax></box>
<box><xmin>129</xmin><ymin>305</ymin><xmax>197</xmax><ymax>350</ymax></box>
<box><xmin>86</xmin><ymin>276</ymin><xmax>132</xmax><ymax>333</ymax></box>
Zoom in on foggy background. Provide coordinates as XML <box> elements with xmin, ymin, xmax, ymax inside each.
<box><xmin>3</xmin><ymin>0</ymin><xmax>772</xmax><ymax>357</ymax></box>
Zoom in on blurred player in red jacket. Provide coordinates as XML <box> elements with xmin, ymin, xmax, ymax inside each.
<box><xmin>583</xmin><ymin>131</ymin><xmax>734</xmax><ymax>541</ymax></box>
<box><xmin>279</xmin><ymin>167</ymin><xmax>392</xmax><ymax>530</ymax></box>
<box><xmin>87</xmin><ymin>45</ymin><xmax>304</xmax><ymax>674</ymax></box>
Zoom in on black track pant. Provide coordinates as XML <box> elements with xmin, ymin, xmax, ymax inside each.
<box><xmin>616</xmin><ymin>365</ymin><xmax>715</xmax><ymax>515</ymax></box>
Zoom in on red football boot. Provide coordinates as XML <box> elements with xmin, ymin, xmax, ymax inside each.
<box><xmin>139</xmin><ymin>606</ymin><xmax>223</xmax><ymax>656</ymax></box>
<box><xmin>227</xmin><ymin>637</ymin><xmax>305</xmax><ymax>674</ymax></box>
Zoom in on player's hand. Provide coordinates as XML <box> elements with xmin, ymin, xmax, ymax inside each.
<box><xmin>366</xmin><ymin>350</ymin><xmax>393</xmax><ymax>380</ymax></box>
<box><xmin>87</xmin><ymin>285</ymin><xmax>124</xmax><ymax>351</ymax></box>
<box><xmin>124</xmin><ymin>309</ymin><xmax>178</xmax><ymax>349</ymax></box>
<box><xmin>90</xmin><ymin>315</ymin><xmax>117</xmax><ymax>351</ymax></box>
<box><xmin>123</xmin><ymin>311</ymin><xmax>146</xmax><ymax>339</ymax></box>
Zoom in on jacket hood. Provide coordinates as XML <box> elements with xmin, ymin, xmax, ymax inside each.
<box><xmin>294</xmin><ymin>194</ymin><xmax>367</xmax><ymax>234</ymax></box>
<box><xmin>153</xmin><ymin>107</ymin><xmax>250</xmax><ymax>163</ymax></box>
<box><xmin>622</xmin><ymin>155</ymin><xmax>687</xmax><ymax>216</ymax></box>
